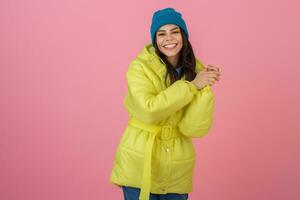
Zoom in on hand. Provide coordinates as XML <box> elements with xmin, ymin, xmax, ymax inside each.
<box><xmin>191</xmin><ymin>64</ymin><xmax>221</xmax><ymax>89</ymax></box>
<box><xmin>205</xmin><ymin>64</ymin><xmax>221</xmax><ymax>73</ymax></box>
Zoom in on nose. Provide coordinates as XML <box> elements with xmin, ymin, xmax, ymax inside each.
<box><xmin>165</xmin><ymin>33</ymin><xmax>173</xmax><ymax>41</ymax></box>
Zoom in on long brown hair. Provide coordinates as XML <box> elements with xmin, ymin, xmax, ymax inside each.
<box><xmin>153</xmin><ymin>28</ymin><xmax>197</xmax><ymax>86</ymax></box>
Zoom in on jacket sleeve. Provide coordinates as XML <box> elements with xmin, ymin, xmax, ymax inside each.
<box><xmin>178</xmin><ymin>85</ymin><xmax>214</xmax><ymax>138</ymax></box>
<box><xmin>124</xmin><ymin>61</ymin><xmax>198</xmax><ymax>124</ymax></box>
<box><xmin>177</xmin><ymin>58</ymin><xmax>215</xmax><ymax>138</ymax></box>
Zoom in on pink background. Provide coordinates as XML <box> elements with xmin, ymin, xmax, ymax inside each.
<box><xmin>1</xmin><ymin>0</ymin><xmax>299</xmax><ymax>199</ymax></box>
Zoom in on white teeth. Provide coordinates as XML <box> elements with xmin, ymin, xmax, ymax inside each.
<box><xmin>164</xmin><ymin>44</ymin><xmax>177</xmax><ymax>49</ymax></box>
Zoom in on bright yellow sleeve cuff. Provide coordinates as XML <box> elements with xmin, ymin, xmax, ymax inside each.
<box><xmin>183</xmin><ymin>80</ymin><xmax>198</xmax><ymax>95</ymax></box>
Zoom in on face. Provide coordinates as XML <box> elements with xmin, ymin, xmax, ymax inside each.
<box><xmin>155</xmin><ymin>24</ymin><xmax>183</xmax><ymax>59</ymax></box>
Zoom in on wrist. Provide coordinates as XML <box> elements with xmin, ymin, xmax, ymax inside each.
<box><xmin>183</xmin><ymin>80</ymin><xmax>198</xmax><ymax>94</ymax></box>
<box><xmin>190</xmin><ymin>80</ymin><xmax>198</xmax><ymax>89</ymax></box>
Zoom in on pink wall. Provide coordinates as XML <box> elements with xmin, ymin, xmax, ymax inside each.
<box><xmin>1</xmin><ymin>0</ymin><xmax>299</xmax><ymax>199</ymax></box>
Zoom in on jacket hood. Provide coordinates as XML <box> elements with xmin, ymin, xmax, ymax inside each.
<box><xmin>138</xmin><ymin>43</ymin><xmax>166</xmax><ymax>64</ymax></box>
<box><xmin>133</xmin><ymin>43</ymin><xmax>167</xmax><ymax>76</ymax></box>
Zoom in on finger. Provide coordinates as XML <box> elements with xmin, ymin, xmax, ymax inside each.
<box><xmin>205</xmin><ymin>66</ymin><xmax>214</xmax><ymax>72</ymax></box>
<box><xmin>212</xmin><ymin>76</ymin><xmax>219</xmax><ymax>81</ymax></box>
<box><xmin>201</xmin><ymin>66</ymin><xmax>208</xmax><ymax>71</ymax></box>
<box><xmin>207</xmin><ymin>71</ymin><xmax>221</xmax><ymax>76</ymax></box>
<box><xmin>204</xmin><ymin>66</ymin><xmax>210</xmax><ymax>71</ymax></box>
<box><xmin>208</xmin><ymin>65</ymin><xmax>221</xmax><ymax>73</ymax></box>
<box><xmin>208</xmin><ymin>78</ymin><xmax>216</xmax><ymax>84</ymax></box>
<box><xmin>207</xmin><ymin>64</ymin><xmax>218</xmax><ymax>71</ymax></box>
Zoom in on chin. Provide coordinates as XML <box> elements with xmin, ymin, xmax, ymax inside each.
<box><xmin>164</xmin><ymin>52</ymin><xmax>178</xmax><ymax>57</ymax></box>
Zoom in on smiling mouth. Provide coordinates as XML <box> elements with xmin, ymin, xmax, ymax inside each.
<box><xmin>163</xmin><ymin>43</ymin><xmax>177</xmax><ymax>50</ymax></box>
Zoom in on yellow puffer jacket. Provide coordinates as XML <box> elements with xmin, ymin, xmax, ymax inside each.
<box><xmin>110</xmin><ymin>43</ymin><xmax>214</xmax><ymax>200</ymax></box>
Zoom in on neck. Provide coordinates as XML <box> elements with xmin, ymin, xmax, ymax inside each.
<box><xmin>167</xmin><ymin>55</ymin><xmax>180</xmax><ymax>68</ymax></box>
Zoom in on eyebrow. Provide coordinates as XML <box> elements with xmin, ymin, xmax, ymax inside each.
<box><xmin>157</xmin><ymin>27</ymin><xmax>180</xmax><ymax>32</ymax></box>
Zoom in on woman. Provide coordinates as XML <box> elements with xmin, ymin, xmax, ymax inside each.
<box><xmin>110</xmin><ymin>7</ymin><xmax>221</xmax><ymax>200</ymax></box>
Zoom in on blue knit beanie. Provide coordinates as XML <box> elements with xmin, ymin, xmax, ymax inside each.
<box><xmin>150</xmin><ymin>7</ymin><xmax>189</xmax><ymax>45</ymax></box>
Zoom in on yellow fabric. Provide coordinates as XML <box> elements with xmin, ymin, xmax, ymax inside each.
<box><xmin>110</xmin><ymin>43</ymin><xmax>214</xmax><ymax>200</ymax></box>
<box><xmin>128</xmin><ymin>118</ymin><xmax>181</xmax><ymax>200</ymax></box>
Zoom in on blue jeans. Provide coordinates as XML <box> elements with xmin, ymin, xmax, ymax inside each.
<box><xmin>122</xmin><ymin>186</ymin><xmax>189</xmax><ymax>200</ymax></box>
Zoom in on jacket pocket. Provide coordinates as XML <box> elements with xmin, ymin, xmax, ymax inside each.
<box><xmin>168</xmin><ymin>158</ymin><xmax>196</xmax><ymax>192</ymax></box>
<box><xmin>116</xmin><ymin>145</ymin><xmax>145</xmax><ymax>184</ymax></box>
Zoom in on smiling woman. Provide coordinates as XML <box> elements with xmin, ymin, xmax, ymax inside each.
<box><xmin>109</xmin><ymin>7</ymin><xmax>221</xmax><ymax>200</ymax></box>
<box><xmin>155</xmin><ymin>24</ymin><xmax>183</xmax><ymax>68</ymax></box>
